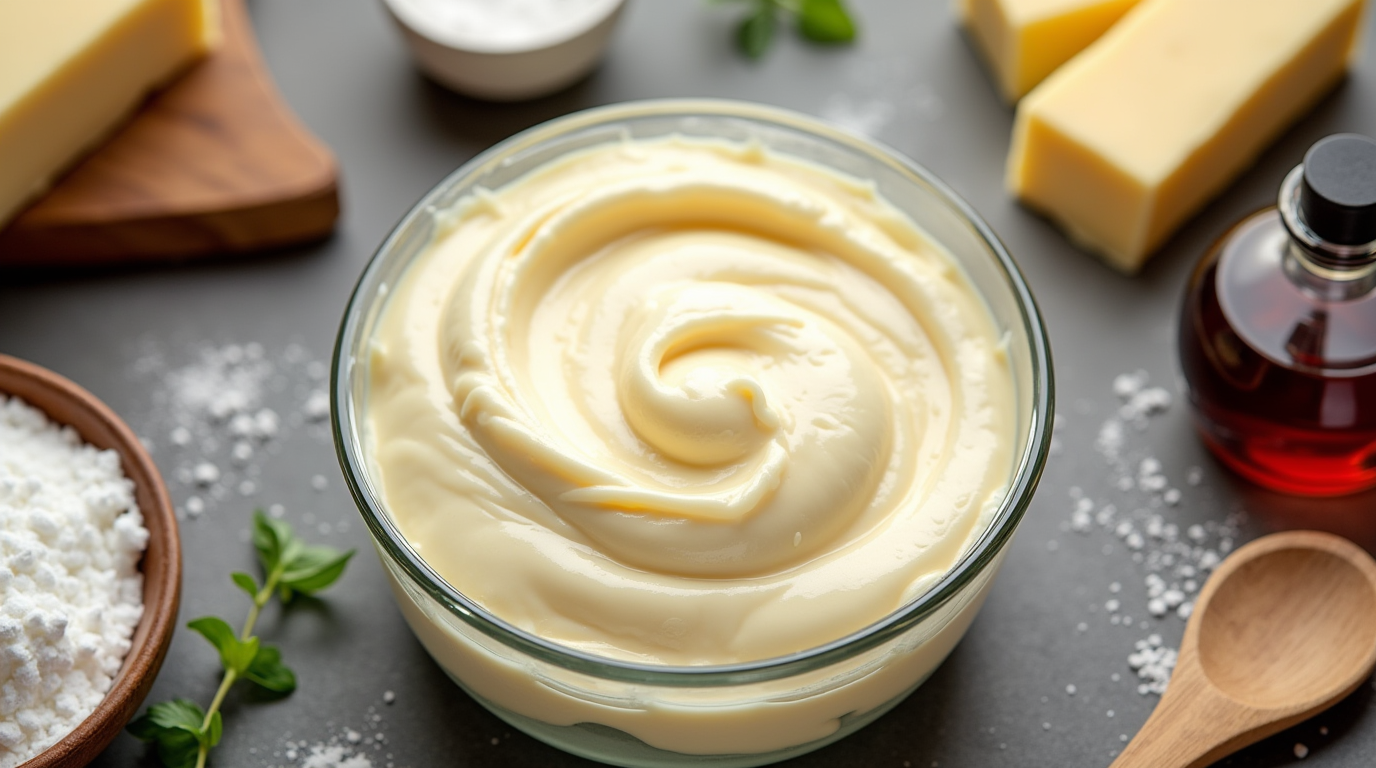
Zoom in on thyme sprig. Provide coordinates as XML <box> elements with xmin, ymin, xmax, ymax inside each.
<box><xmin>129</xmin><ymin>510</ymin><xmax>353</xmax><ymax>768</ymax></box>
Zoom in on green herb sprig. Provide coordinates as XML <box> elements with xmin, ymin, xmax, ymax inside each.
<box><xmin>716</xmin><ymin>0</ymin><xmax>858</xmax><ymax>59</ymax></box>
<box><xmin>129</xmin><ymin>510</ymin><xmax>354</xmax><ymax>768</ymax></box>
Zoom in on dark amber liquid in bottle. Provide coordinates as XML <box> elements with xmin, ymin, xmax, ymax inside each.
<box><xmin>1179</xmin><ymin>210</ymin><xmax>1376</xmax><ymax>496</ymax></box>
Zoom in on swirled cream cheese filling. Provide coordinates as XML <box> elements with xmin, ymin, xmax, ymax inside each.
<box><xmin>366</xmin><ymin>136</ymin><xmax>1015</xmax><ymax>665</ymax></box>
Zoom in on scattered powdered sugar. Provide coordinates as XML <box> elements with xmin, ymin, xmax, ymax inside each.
<box><xmin>821</xmin><ymin>93</ymin><xmax>896</xmax><ymax>138</ymax></box>
<box><xmin>1094</xmin><ymin>371</ymin><xmax>1173</xmax><ymax>476</ymax></box>
<box><xmin>129</xmin><ymin>342</ymin><xmax>334</xmax><ymax>522</ymax></box>
<box><xmin>818</xmin><ymin>54</ymin><xmax>944</xmax><ymax>141</ymax></box>
<box><xmin>1126</xmin><ymin>634</ymin><xmax>1177</xmax><ymax>696</ymax></box>
<box><xmin>1048</xmin><ymin>371</ymin><xmax>1260</xmax><ymax>757</ymax></box>
<box><xmin>1112</xmin><ymin>371</ymin><xmax>1173</xmax><ymax>427</ymax></box>
<box><xmin>0</xmin><ymin>395</ymin><xmax>147</xmax><ymax>767</ymax></box>
<box><xmin>301</xmin><ymin>745</ymin><xmax>373</xmax><ymax>768</ymax></box>
<box><xmin>1094</xmin><ymin>418</ymin><xmax>1126</xmax><ymax>466</ymax></box>
<box><xmin>303</xmin><ymin>390</ymin><xmax>331</xmax><ymax>423</ymax></box>
<box><xmin>1066</xmin><ymin>372</ymin><xmax>1245</xmax><ymax>697</ymax></box>
<box><xmin>265</xmin><ymin>694</ymin><xmax>406</xmax><ymax>768</ymax></box>
<box><xmin>1080</xmin><ymin>499</ymin><xmax>1240</xmax><ymax>631</ymax></box>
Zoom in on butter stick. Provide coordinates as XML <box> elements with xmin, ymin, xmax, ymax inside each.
<box><xmin>0</xmin><ymin>0</ymin><xmax>219</xmax><ymax>230</ymax></box>
<box><xmin>1007</xmin><ymin>0</ymin><xmax>1366</xmax><ymax>273</ymax></box>
<box><xmin>960</xmin><ymin>0</ymin><xmax>1142</xmax><ymax>101</ymax></box>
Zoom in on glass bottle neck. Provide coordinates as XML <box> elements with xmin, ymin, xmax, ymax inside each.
<box><xmin>1278</xmin><ymin>164</ymin><xmax>1376</xmax><ymax>301</ymax></box>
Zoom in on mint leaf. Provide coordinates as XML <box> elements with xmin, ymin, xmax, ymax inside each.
<box><xmin>152</xmin><ymin>728</ymin><xmax>200</xmax><ymax>768</ymax></box>
<box><xmin>126</xmin><ymin>716</ymin><xmax>161</xmax><ymax>742</ymax></box>
<box><xmin>130</xmin><ymin>508</ymin><xmax>354</xmax><ymax>768</ymax></box>
<box><xmin>188</xmin><ymin>617</ymin><xmax>259</xmax><ymax>676</ymax></box>
<box><xmin>231</xmin><ymin>635</ymin><xmax>259</xmax><ymax>675</ymax></box>
<box><xmin>737</xmin><ymin>3</ymin><xmax>776</xmax><ymax>59</ymax></box>
<box><xmin>281</xmin><ymin>546</ymin><xmax>354</xmax><ymax>597</ymax></box>
<box><xmin>206</xmin><ymin>711</ymin><xmax>223</xmax><ymax>748</ymax></box>
<box><xmin>244</xmin><ymin>645</ymin><xmax>297</xmax><ymax>693</ymax></box>
<box><xmin>252</xmin><ymin>510</ymin><xmax>300</xmax><ymax>574</ymax></box>
<box><xmin>797</xmin><ymin>0</ymin><xmax>855</xmax><ymax>43</ymax></box>
<box><xmin>128</xmin><ymin>701</ymin><xmax>192</xmax><ymax>741</ymax></box>
<box><xmin>187</xmin><ymin>616</ymin><xmax>237</xmax><ymax>665</ymax></box>
<box><xmin>144</xmin><ymin>699</ymin><xmax>205</xmax><ymax>733</ymax></box>
<box><xmin>129</xmin><ymin>700</ymin><xmax>206</xmax><ymax>768</ymax></box>
<box><xmin>231</xmin><ymin>571</ymin><xmax>259</xmax><ymax>600</ymax></box>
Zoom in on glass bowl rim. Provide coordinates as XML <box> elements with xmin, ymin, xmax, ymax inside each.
<box><xmin>332</xmin><ymin>98</ymin><xmax>1055</xmax><ymax>687</ymax></box>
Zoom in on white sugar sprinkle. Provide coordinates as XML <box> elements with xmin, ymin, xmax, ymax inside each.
<box><xmin>192</xmin><ymin>462</ymin><xmax>220</xmax><ymax>486</ymax></box>
<box><xmin>1055</xmin><ymin>369</ymin><xmax>1252</xmax><ymax>745</ymax></box>
<box><xmin>305</xmin><ymin>390</ymin><xmax>331</xmax><ymax>422</ymax></box>
<box><xmin>134</xmin><ymin>342</ymin><xmax>333</xmax><ymax>523</ymax></box>
<box><xmin>301</xmin><ymin>744</ymin><xmax>372</xmax><ymax>768</ymax></box>
<box><xmin>231</xmin><ymin>441</ymin><xmax>253</xmax><ymax>465</ymax></box>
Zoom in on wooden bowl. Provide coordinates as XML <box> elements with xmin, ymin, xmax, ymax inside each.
<box><xmin>0</xmin><ymin>354</ymin><xmax>181</xmax><ymax>768</ymax></box>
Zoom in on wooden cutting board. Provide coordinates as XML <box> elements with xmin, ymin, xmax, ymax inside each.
<box><xmin>0</xmin><ymin>0</ymin><xmax>339</xmax><ymax>267</ymax></box>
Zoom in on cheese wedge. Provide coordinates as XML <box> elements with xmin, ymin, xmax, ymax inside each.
<box><xmin>0</xmin><ymin>0</ymin><xmax>219</xmax><ymax>230</ymax></box>
<box><xmin>960</xmin><ymin>0</ymin><xmax>1142</xmax><ymax>101</ymax></box>
<box><xmin>1007</xmin><ymin>0</ymin><xmax>1366</xmax><ymax>273</ymax></box>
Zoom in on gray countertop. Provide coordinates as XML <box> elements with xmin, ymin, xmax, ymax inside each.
<box><xmin>4</xmin><ymin>1</ymin><xmax>1376</xmax><ymax>765</ymax></box>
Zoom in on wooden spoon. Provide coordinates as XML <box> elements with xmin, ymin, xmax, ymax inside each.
<box><xmin>1111</xmin><ymin>530</ymin><xmax>1376</xmax><ymax>768</ymax></box>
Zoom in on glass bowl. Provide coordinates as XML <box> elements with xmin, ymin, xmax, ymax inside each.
<box><xmin>333</xmin><ymin>99</ymin><xmax>1053</xmax><ymax>768</ymax></box>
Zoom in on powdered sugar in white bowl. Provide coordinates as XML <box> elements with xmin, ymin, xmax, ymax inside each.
<box><xmin>380</xmin><ymin>0</ymin><xmax>628</xmax><ymax>100</ymax></box>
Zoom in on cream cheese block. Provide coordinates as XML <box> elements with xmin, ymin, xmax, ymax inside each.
<box><xmin>959</xmin><ymin>0</ymin><xmax>1141</xmax><ymax>101</ymax></box>
<box><xmin>1007</xmin><ymin>0</ymin><xmax>1366</xmax><ymax>273</ymax></box>
<box><xmin>0</xmin><ymin>0</ymin><xmax>219</xmax><ymax>230</ymax></box>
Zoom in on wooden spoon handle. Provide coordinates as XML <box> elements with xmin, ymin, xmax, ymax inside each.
<box><xmin>1110</xmin><ymin>658</ymin><xmax>1264</xmax><ymax>768</ymax></box>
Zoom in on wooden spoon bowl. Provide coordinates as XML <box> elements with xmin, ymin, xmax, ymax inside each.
<box><xmin>1112</xmin><ymin>530</ymin><xmax>1376</xmax><ymax>768</ymax></box>
<box><xmin>0</xmin><ymin>354</ymin><xmax>181</xmax><ymax>768</ymax></box>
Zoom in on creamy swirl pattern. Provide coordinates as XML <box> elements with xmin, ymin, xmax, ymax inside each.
<box><xmin>367</xmin><ymin>137</ymin><xmax>1015</xmax><ymax>664</ymax></box>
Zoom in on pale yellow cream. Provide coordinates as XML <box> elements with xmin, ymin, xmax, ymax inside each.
<box><xmin>366</xmin><ymin>137</ymin><xmax>1015</xmax><ymax>667</ymax></box>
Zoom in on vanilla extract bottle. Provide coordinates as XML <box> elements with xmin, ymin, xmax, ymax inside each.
<box><xmin>1179</xmin><ymin>134</ymin><xmax>1376</xmax><ymax>496</ymax></box>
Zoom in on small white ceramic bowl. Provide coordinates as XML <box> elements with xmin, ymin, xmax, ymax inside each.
<box><xmin>380</xmin><ymin>0</ymin><xmax>629</xmax><ymax>101</ymax></box>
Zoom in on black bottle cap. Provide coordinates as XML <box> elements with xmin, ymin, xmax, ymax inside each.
<box><xmin>1300</xmin><ymin>133</ymin><xmax>1376</xmax><ymax>246</ymax></box>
